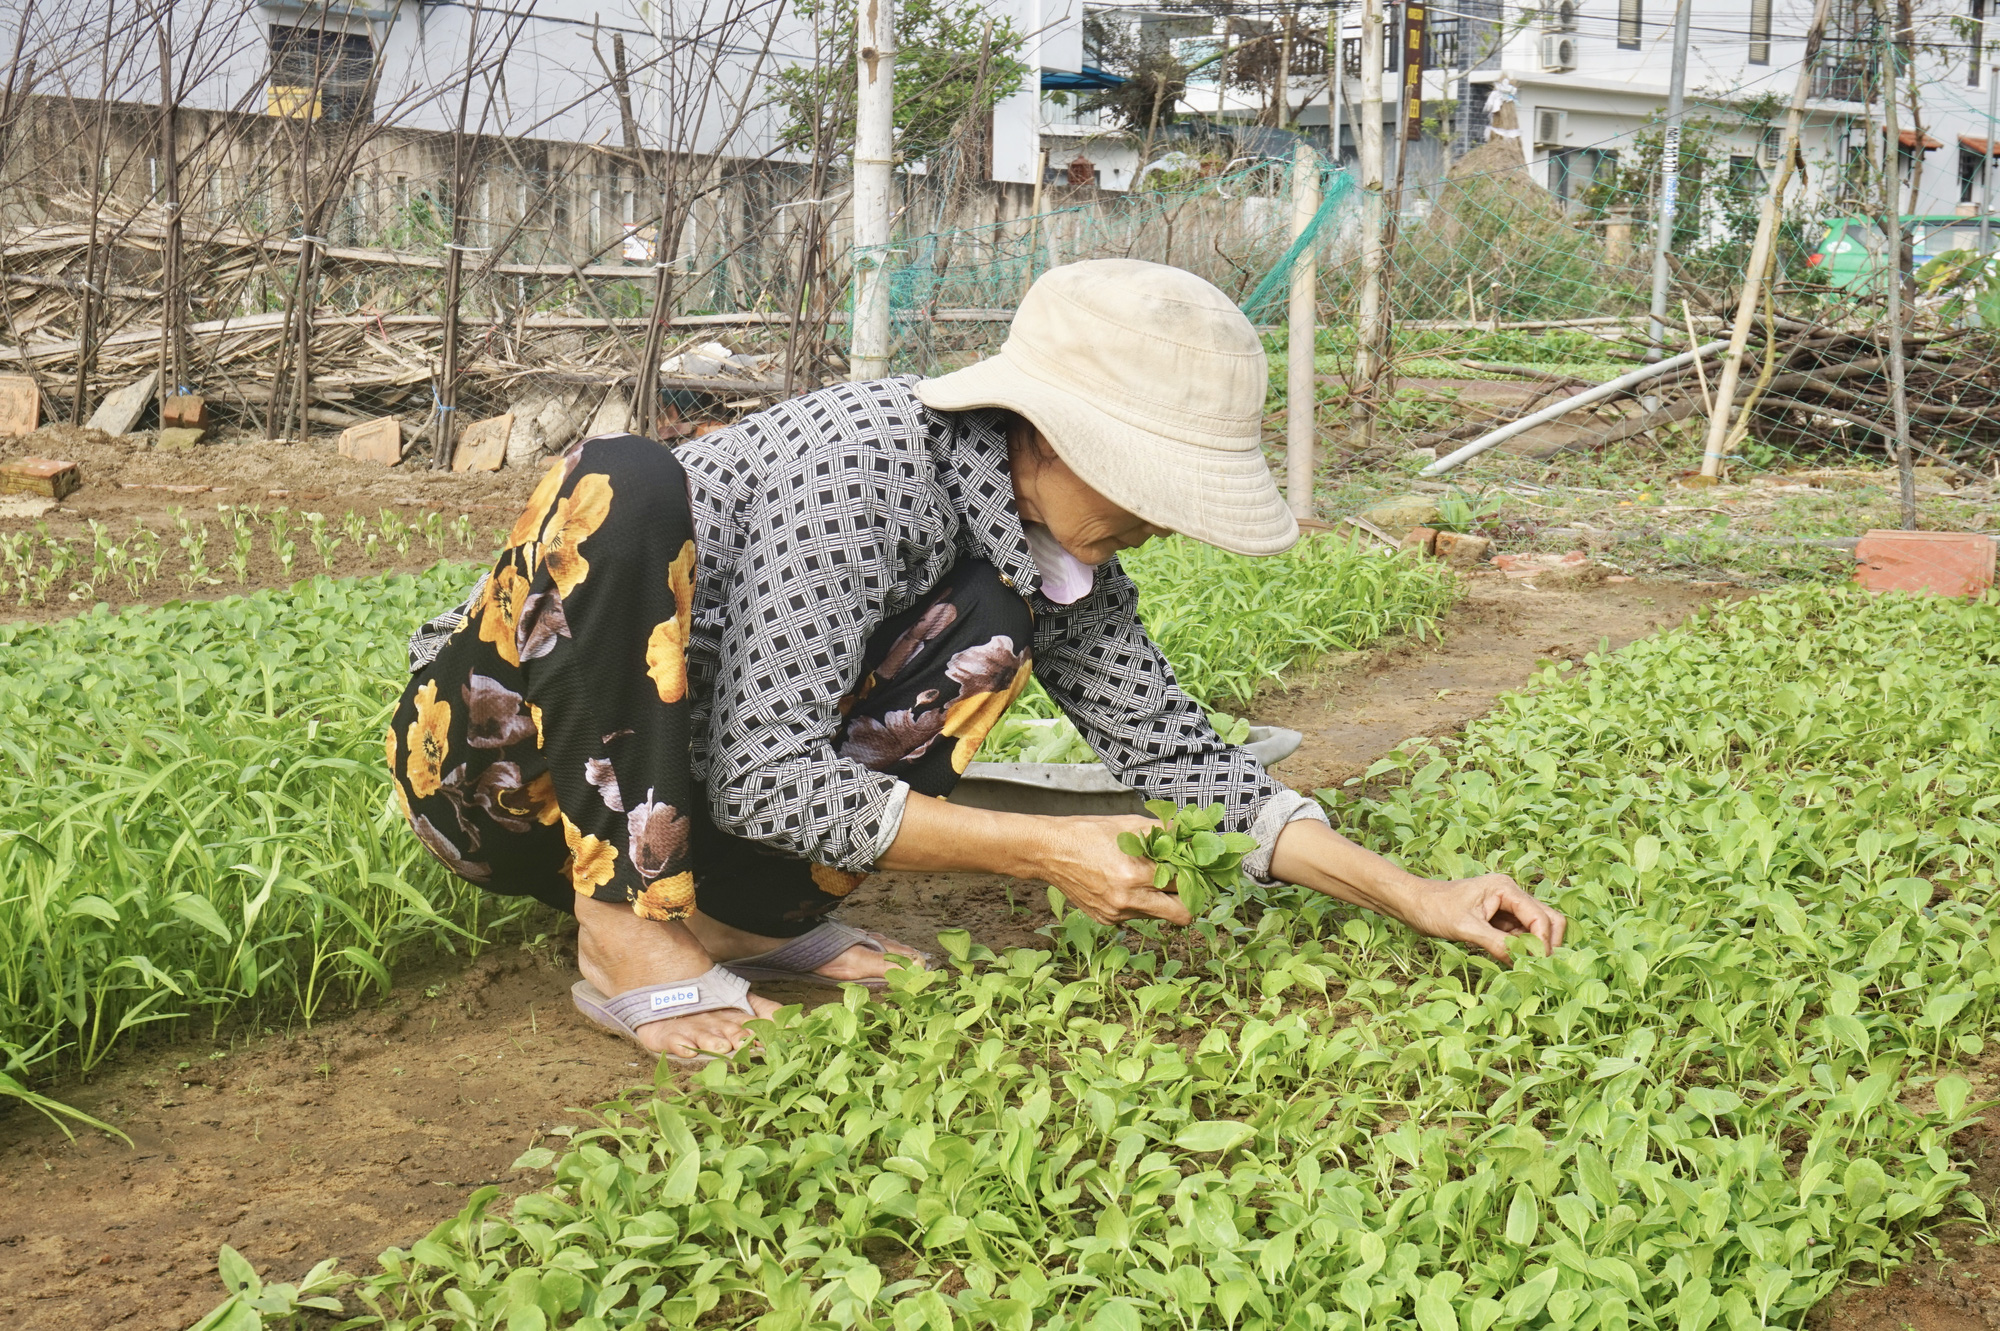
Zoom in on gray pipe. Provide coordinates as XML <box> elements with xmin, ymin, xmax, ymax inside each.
<box><xmin>1419</xmin><ymin>339</ymin><xmax>1731</xmax><ymax>476</ymax></box>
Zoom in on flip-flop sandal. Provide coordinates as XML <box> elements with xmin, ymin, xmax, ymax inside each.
<box><xmin>720</xmin><ymin>920</ymin><xmax>933</xmax><ymax>992</ymax></box>
<box><xmin>570</xmin><ymin>965</ymin><xmax>758</xmax><ymax>1067</ymax></box>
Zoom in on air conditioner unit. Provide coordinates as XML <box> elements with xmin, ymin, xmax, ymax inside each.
<box><xmin>1538</xmin><ymin>0</ymin><xmax>1577</xmax><ymax>32</ymax></box>
<box><xmin>1756</xmin><ymin>126</ymin><xmax>1784</xmax><ymax>167</ymax></box>
<box><xmin>1540</xmin><ymin>34</ymin><xmax>1578</xmax><ymax>72</ymax></box>
<box><xmin>1534</xmin><ymin>107</ymin><xmax>1569</xmax><ymax>146</ymax></box>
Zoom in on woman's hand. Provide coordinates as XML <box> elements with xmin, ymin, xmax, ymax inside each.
<box><xmin>1390</xmin><ymin>872</ymin><xmax>1566</xmax><ymax>963</ymax></box>
<box><xmin>1035</xmin><ymin>815</ymin><xmax>1195</xmax><ymax>926</ymax></box>
<box><xmin>1270</xmin><ymin>820</ymin><xmax>1567</xmax><ymax>964</ymax></box>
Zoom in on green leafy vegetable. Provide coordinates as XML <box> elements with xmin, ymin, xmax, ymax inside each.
<box><xmin>1117</xmin><ymin>800</ymin><xmax>1259</xmax><ymax>917</ymax></box>
<box><xmin>0</xmin><ymin>564</ymin><xmax>530</xmax><ymax>1116</ymax></box>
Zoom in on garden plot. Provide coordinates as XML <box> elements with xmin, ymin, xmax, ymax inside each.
<box><xmin>178</xmin><ymin>586</ymin><xmax>1999</xmax><ymax>1331</ymax></box>
<box><xmin>0</xmin><ymin>578</ymin><xmax>1777</xmax><ymax>1329</ymax></box>
<box><xmin>0</xmin><ymin>534</ymin><xmax>1455</xmax><ymax>1118</ymax></box>
<box><xmin>0</xmin><ymin>425</ymin><xmax>538</xmax><ymax>620</ymax></box>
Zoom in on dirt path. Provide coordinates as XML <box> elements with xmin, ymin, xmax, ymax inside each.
<box><xmin>1251</xmin><ymin>573</ymin><xmax>1726</xmax><ymax>794</ymax></box>
<box><xmin>0</xmin><ymin>576</ymin><xmax>1771</xmax><ymax>1330</ymax></box>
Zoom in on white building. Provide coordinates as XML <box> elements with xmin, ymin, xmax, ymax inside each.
<box><xmin>1475</xmin><ymin>0</ymin><xmax>1994</xmax><ymax>218</ymax></box>
<box><xmin>1061</xmin><ymin>0</ymin><xmax>2000</xmax><ymax>218</ymax></box>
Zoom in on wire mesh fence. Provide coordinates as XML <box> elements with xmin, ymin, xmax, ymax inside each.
<box><xmin>5</xmin><ymin>89</ymin><xmax>1996</xmax><ymax>498</ymax></box>
<box><xmin>861</xmin><ymin>133</ymin><xmax>1998</xmax><ymax>499</ymax></box>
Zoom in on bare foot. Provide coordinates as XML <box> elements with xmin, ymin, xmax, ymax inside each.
<box><xmin>686</xmin><ymin>911</ymin><xmax>927</xmax><ymax>984</ymax></box>
<box><xmin>573</xmin><ymin>893</ymin><xmax>779</xmax><ymax>1059</ymax></box>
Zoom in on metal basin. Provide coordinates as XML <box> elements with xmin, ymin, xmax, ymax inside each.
<box><xmin>949</xmin><ymin>725</ymin><xmax>1306</xmax><ymax>817</ymax></box>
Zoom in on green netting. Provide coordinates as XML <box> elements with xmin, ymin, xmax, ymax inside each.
<box><xmin>854</xmin><ymin>116</ymin><xmax>2000</xmax><ymax>483</ymax></box>
<box><xmin>1237</xmin><ymin>165</ymin><xmax>1357</xmax><ymax>324</ymax></box>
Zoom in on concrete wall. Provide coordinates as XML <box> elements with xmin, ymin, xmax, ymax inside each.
<box><xmin>0</xmin><ymin>91</ymin><xmax>1047</xmax><ymax>294</ymax></box>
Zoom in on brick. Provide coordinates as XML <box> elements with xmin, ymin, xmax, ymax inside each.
<box><xmin>156</xmin><ymin>427</ymin><xmax>206</xmax><ymax>450</ymax></box>
<box><xmin>452</xmin><ymin>413</ymin><xmax>514</xmax><ymax>473</ymax></box>
<box><xmin>160</xmin><ymin>394</ymin><xmax>209</xmax><ymax>429</ymax></box>
<box><xmin>1435</xmin><ymin>531</ymin><xmax>1492</xmax><ymax>568</ymax></box>
<box><xmin>337</xmin><ymin>416</ymin><xmax>403</xmax><ymax>466</ymax></box>
<box><xmin>1853</xmin><ymin>529</ymin><xmax>1995</xmax><ymax>598</ymax></box>
<box><xmin>1399</xmin><ymin>525</ymin><xmax>1439</xmax><ymax>556</ymax></box>
<box><xmin>1493</xmin><ymin>551</ymin><xmax>1588</xmax><ymax>576</ymax></box>
<box><xmin>0</xmin><ymin>456</ymin><xmax>81</xmax><ymax>499</ymax></box>
<box><xmin>1491</xmin><ymin>551</ymin><xmax>1601</xmax><ymax>584</ymax></box>
<box><xmin>0</xmin><ymin>374</ymin><xmax>38</xmax><ymax>437</ymax></box>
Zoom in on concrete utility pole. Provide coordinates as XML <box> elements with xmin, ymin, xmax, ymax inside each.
<box><xmin>850</xmin><ymin>0</ymin><xmax>896</xmax><ymax>381</ymax></box>
<box><xmin>1329</xmin><ymin>22</ymin><xmax>1345</xmax><ymax>165</ymax></box>
<box><xmin>1355</xmin><ymin>0</ymin><xmax>1387</xmax><ymax>402</ymax></box>
<box><xmin>1646</xmin><ymin>0</ymin><xmax>1692</xmax><ymax>361</ymax></box>
<box><xmin>1874</xmin><ymin>0</ymin><xmax>1917</xmax><ymax>527</ymax></box>
<box><xmin>1982</xmin><ymin>61</ymin><xmax>1997</xmax><ymax>255</ymax></box>
<box><xmin>1696</xmin><ymin>0</ymin><xmax>1833</xmax><ymax>478</ymax></box>
<box><xmin>1287</xmin><ymin>142</ymin><xmax>1320</xmax><ymax>518</ymax></box>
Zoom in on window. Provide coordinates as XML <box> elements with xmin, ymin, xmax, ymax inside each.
<box><xmin>1750</xmin><ymin>0</ymin><xmax>1772</xmax><ymax>64</ymax></box>
<box><xmin>1549</xmin><ymin>147</ymin><xmax>1617</xmax><ymax>206</ymax></box>
<box><xmin>1618</xmin><ymin>0</ymin><xmax>1642</xmax><ymax>49</ymax></box>
<box><xmin>1427</xmin><ymin>14</ymin><xmax>1461</xmax><ymax>67</ymax></box>
<box><xmin>1728</xmin><ymin>154</ymin><xmax>1768</xmax><ymax>198</ymax></box>
<box><xmin>268</xmin><ymin>25</ymin><xmax>375</xmax><ymax>122</ymax></box>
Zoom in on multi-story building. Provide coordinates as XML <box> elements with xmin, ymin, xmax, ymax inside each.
<box><xmin>1056</xmin><ymin>0</ymin><xmax>2000</xmax><ymax>223</ymax></box>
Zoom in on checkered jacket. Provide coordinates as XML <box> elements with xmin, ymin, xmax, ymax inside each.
<box><xmin>419</xmin><ymin>377</ymin><xmax>1323</xmax><ymax>875</ymax></box>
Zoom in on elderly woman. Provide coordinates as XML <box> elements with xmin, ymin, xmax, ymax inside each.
<box><xmin>388</xmin><ymin>260</ymin><xmax>1564</xmax><ymax>1063</ymax></box>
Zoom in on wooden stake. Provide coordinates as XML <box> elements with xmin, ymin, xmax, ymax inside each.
<box><xmin>1682</xmin><ymin>300</ymin><xmax>1713</xmax><ymax>414</ymax></box>
<box><xmin>155</xmin><ymin>7</ymin><xmax>184</xmax><ymax>425</ymax></box>
<box><xmin>1286</xmin><ymin>142</ymin><xmax>1319</xmax><ymax>519</ymax></box>
<box><xmin>434</xmin><ymin>2</ymin><xmax>485</xmax><ymax>470</ymax></box>
<box><xmin>71</xmin><ymin>7</ymin><xmax>115</xmax><ymax>426</ymax></box>
<box><xmin>1354</xmin><ymin>0</ymin><xmax>1387</xmax><ymax>441</ymax></box>
<box><xmin>1696</xmin><ymin>0</ymin><xmax>1833</xmax><ymax>477</ymax></box>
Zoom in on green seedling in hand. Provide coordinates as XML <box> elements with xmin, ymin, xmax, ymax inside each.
<box><xmin>1117</xmin><ymin>799</ymin><xmax>1258</xmax><ymax>917</ymax></box>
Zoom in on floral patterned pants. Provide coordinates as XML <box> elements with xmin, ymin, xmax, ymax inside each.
<box><xmin>387</xmin><ymin>433</ymin><xmax>1034</xmax><ymax>938</ymax></box>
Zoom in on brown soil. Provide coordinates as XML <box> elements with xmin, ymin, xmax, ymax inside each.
<box><xmin>0</xmin><ymin>425</ymin><xmax>541</xmax><ymax>622</ymax></box>
<box><xmin>10</xmin><ymin>573</ymin><xmax>1947</xmax><ymax>1331</ymax></box>
<box><xmin>1259</xmin><ymin>572</ymin><xmax>1728</xmax><ymax>794</ymax></box>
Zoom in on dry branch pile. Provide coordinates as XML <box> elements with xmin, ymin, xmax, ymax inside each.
<box><xmin>1367</xmin><ymin>313</ymin><xmax>2000</xmax><ymax>479</ymax></box>
<box><xmin>0</xmin><ymin>195</ymin><xmax>796</xmax><ymax>447</ymax></box>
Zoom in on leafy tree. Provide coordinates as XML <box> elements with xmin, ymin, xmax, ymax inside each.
<box><xmin>767</xmin><ymin>0</ymin><xmax>1029</xmax><ymax>165</ymax></box>
<box><xmin>1074</xmin><ymin>13</ymin><xmax>1189</xmax><ymax>135</ymax></box>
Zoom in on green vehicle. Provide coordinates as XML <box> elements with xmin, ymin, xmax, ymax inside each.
<box><xmin>1807</xmin><ymin>213</ymin><xmax>1998</xmax><ymax>290</ymax></box>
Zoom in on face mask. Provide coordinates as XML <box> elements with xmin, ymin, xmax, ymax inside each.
<box><xmin>1023</xmin><ymin>521</ymin><xmax>1097</xmax><ymax>605</ymax></box>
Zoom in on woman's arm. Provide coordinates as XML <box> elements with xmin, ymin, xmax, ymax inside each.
<box><xmin>879</xmin><ymin>792</ymin><xmax>1565</xmax><ymax>961</ymax></box>
<box><xmin>1267</xmin><ymin>818</ymin><xmax>1566</xmax><ymax>961</ymax></box>
<box><xmin>877</xmin><ymin>792</ymin><xmax>1191</xmax><ymax>924</ymax></box>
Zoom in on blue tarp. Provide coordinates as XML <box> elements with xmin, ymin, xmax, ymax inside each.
<box><xmin>1040</xmin><ymin>66</ymin><xmax>1126</xmax><ymax>92</ymax></box>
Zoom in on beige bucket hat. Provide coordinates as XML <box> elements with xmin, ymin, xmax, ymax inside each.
<box><xmin>915</xmin><ymin>258</ymin><xmax>1297</xmax><ymax>557</ymax></box>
